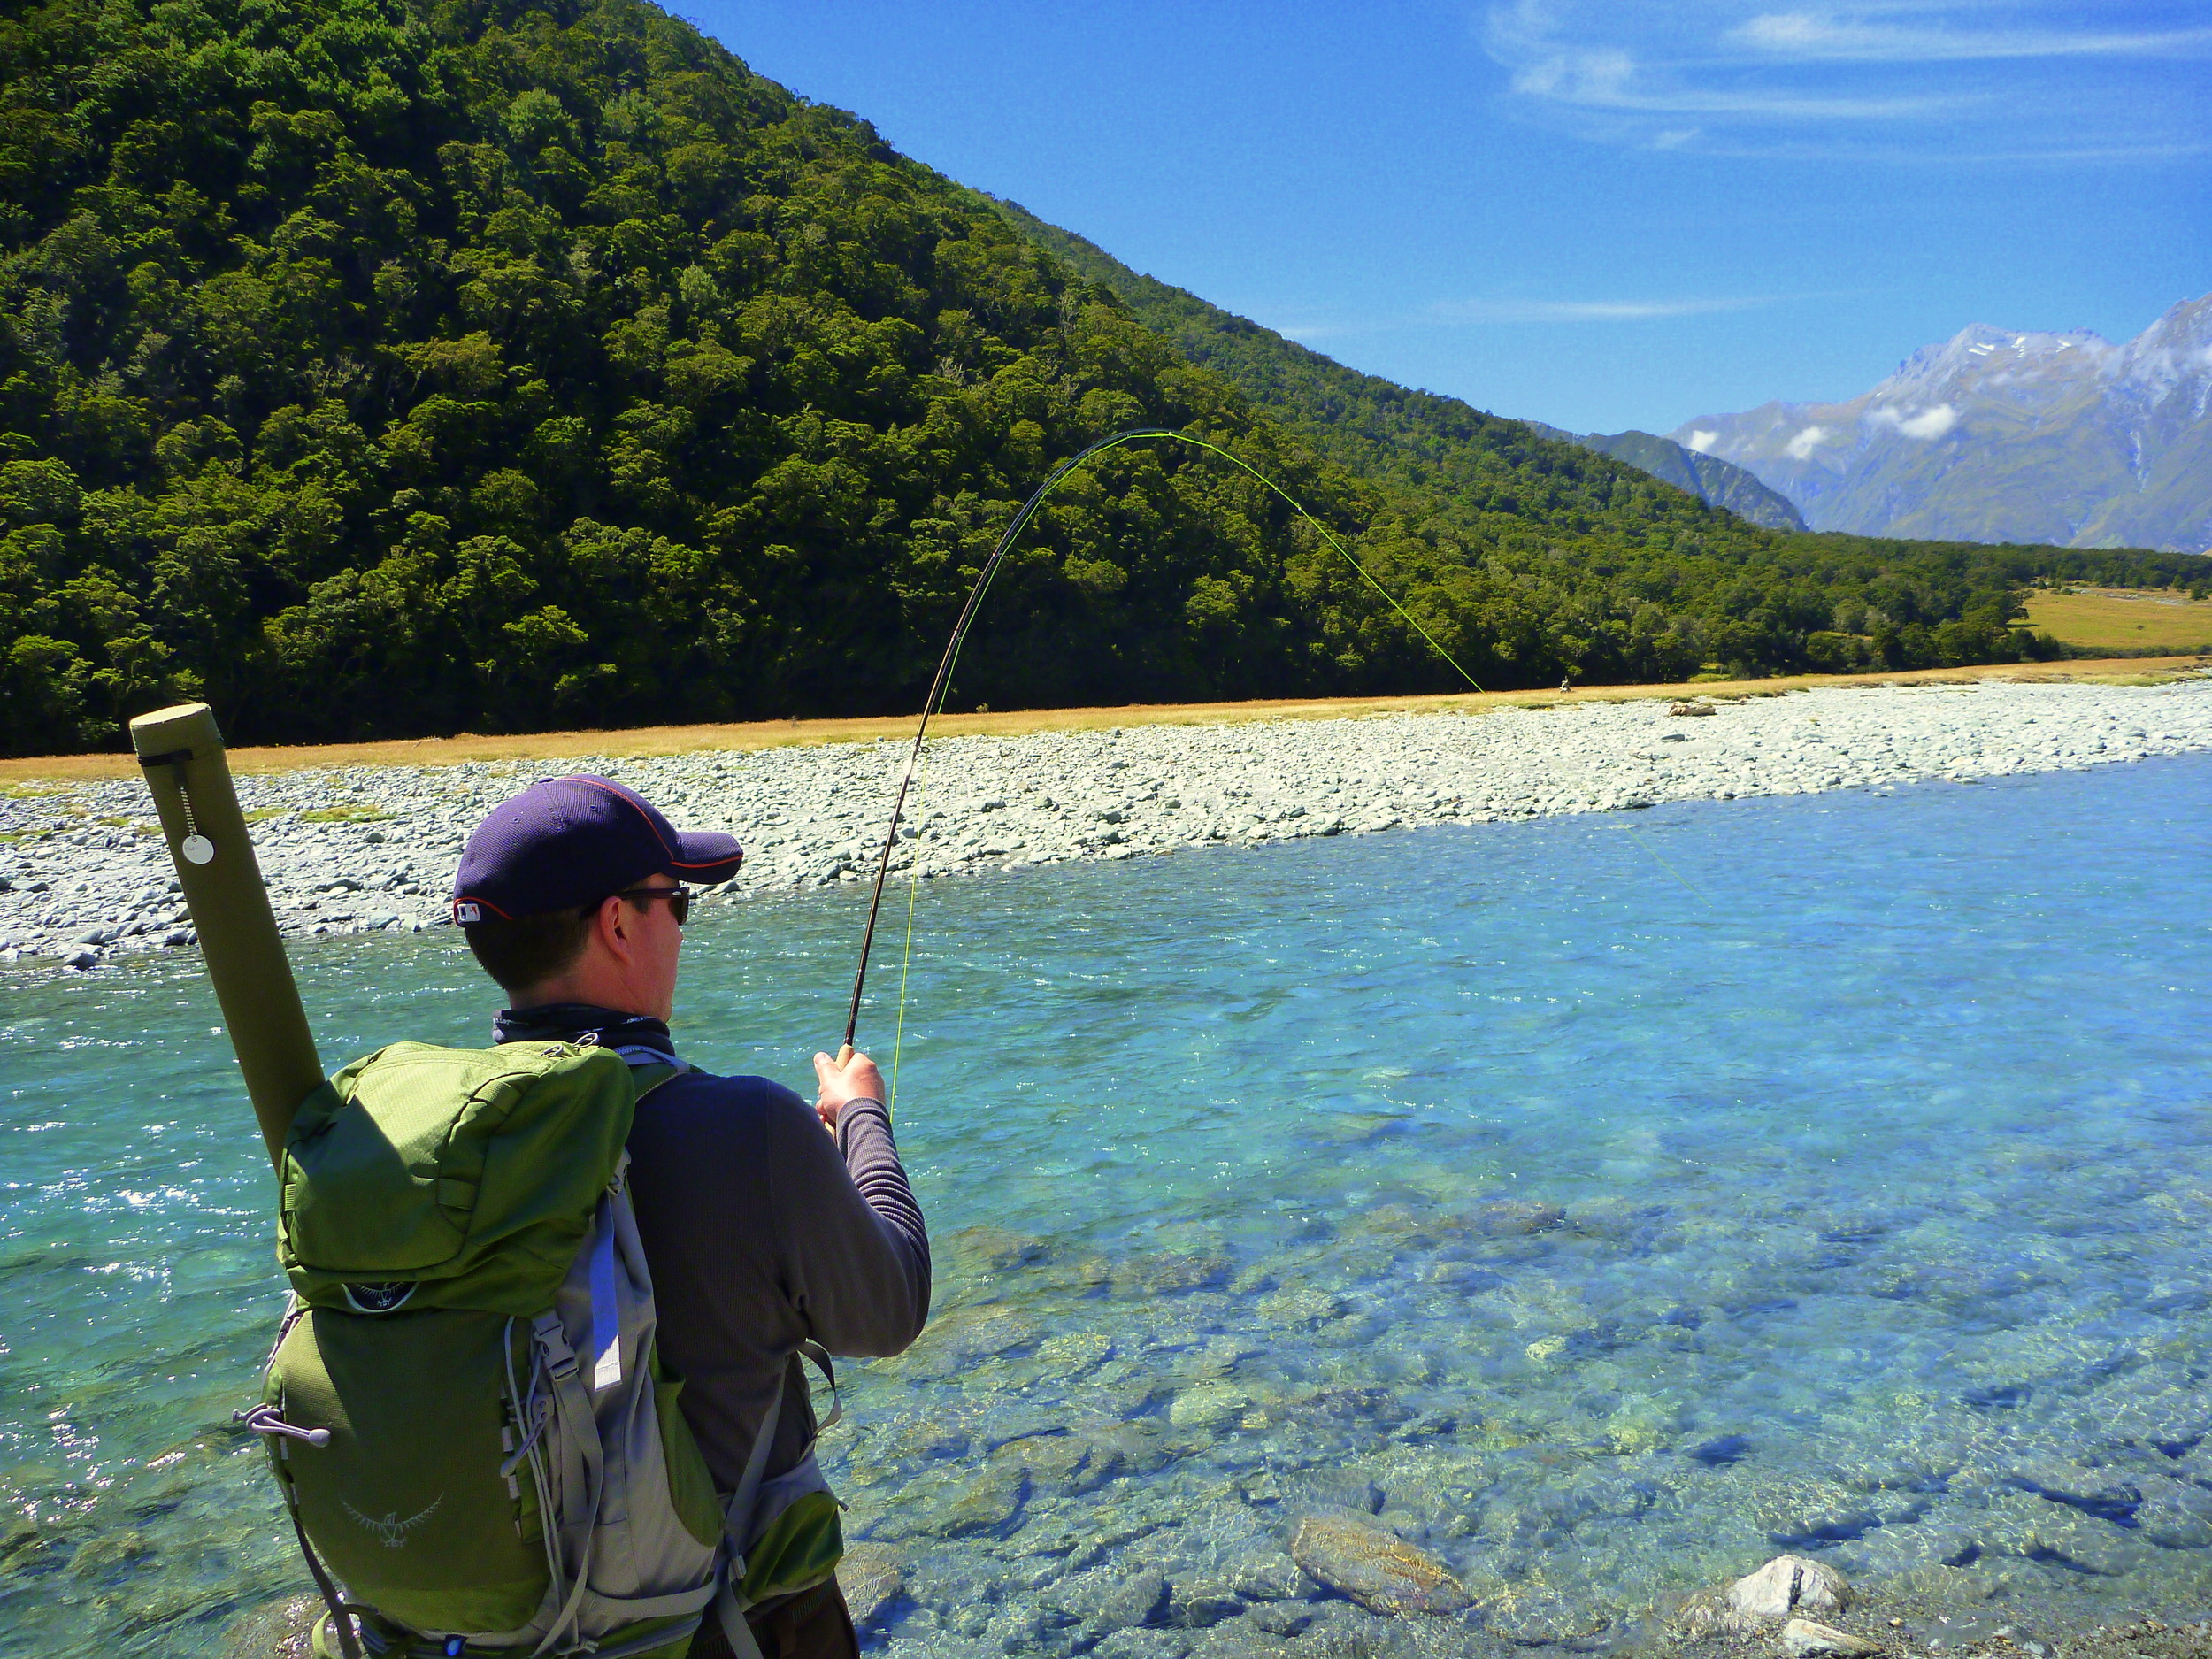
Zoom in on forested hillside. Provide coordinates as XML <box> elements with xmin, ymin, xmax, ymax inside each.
<box><xmin>0</xmin><ymin>0</ymin><xmax>2193</xmax><ymax>755</ymax></box>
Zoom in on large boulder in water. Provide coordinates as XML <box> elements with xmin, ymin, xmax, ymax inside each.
<box><xmin>1289</xmin><ymin>1515</ymin><xmax>1470</xmax><ymax>1616</ymax></box>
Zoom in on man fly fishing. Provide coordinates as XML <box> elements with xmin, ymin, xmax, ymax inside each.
<box><xmin>247</xmin><ymin>772</ymin><xmax>928</xmax><ymax>1659</ymax></box>
<box><xmin>450</xmin><ymin>775</ymin><xmax>933</xmax><ymax>1659</ymax></box>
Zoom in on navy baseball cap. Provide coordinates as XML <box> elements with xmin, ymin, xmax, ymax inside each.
<box><xmin>451</xmin><ymin>775</ymin><xmax>743</xmax><ymax>922</ymax></box>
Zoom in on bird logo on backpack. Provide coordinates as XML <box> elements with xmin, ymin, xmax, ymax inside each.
<box><xmin>342</xmin><ymin>1497</ymin><xmax>446</xmax><ymax>1549</ymax></box>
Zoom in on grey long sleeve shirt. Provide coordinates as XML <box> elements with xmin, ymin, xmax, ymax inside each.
<box><xmin>626</xmin><ymin>1071</ymin><xmax>932</xmax><ymax>1487</ymax></box>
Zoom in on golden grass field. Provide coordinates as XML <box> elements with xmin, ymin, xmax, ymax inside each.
<box><xmin>3</xmin><ymin>655</ymin><xmax>2204</xmax><ymax>785</ymax></box>
<box><xmin>2024</xmin><ymin>588</ymin><xmax>2212</xmax><ymax>653</ymax></box>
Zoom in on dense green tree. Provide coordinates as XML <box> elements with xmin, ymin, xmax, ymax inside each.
<box><xmin>0</xmin><ymin>0</ymin><xmax>2190</xmax><ymax>756</ymax></box>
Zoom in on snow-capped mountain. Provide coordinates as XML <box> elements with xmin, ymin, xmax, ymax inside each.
<box><xmin>1524</xmin><ymin>423</ymin><xmax>1807</xmax><ymax>530</ymax></box>
<box><xmin>1671</xmin><ymin>294</ymin><xmax>2212</xmax><ymax>553</ymax></box>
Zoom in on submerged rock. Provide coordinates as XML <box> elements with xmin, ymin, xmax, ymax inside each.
<box><xmin>1288</xmin><ymin>1515</ymin><xmax>1469</xmax><ymax>1616</ymax></box>
<box><xmin>1170</xmin><ymin>1383</ymin><xmax>1265</xmax><ymax>1432</ymax></box>
<box><xmin>2136</xmin><ymin>1475</ymin><xmax>2212</xmax><ymax>1548</ymax></box>
<box><xmin>1094</xmin><ymin>1631</ymin><xmax>1190</xmax><ymax>1659</ymax></box>
<box><xmin>66</xmin><ymin>1526</ymin><xmax>150</xmax><ymax>1578</ymax></box>
<box><xmin>0</xmin><ymin>1518</ymin><xmax>56</xmax><ymax>1577</ymax></box>
<box><xmin>1048</xmin><ymin>1564</ymin><xmax>1171</xmax><ymax>1635</ymax></box>
<box><xmin>837</xmin><ymin>1542</ymin><xmax>905</xmax><ymax>1631</ymax></box>
<box><xmin>1478</xmin><ymin>1199</ymin><xmax>1568</xmax><ymax>1236</ymax></box>
<box><xmin>1782</xmin><ymin>1617</ymin><xmax>1884</xmax><ymax>1658</ymax></box>
<box><xmin>938</xmin><ymin>1467</ymin><xmax>1027</xmax><ymax>1538</ymax></box>
<box><xmin>219</xmin><ymin>1594</ymin><xmax>319</xmax><ymax>1659</ymax></box>
<box><xmin>1479</xmin><ymin>1578</ymin><xmax>1611</xmax><ymax>1645</ymax></box>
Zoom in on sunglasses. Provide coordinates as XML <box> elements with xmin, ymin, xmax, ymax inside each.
<box><xmin>612</xmin><ymin>886</ymin><xmax>693</xmax><ymax>926</ymax></box>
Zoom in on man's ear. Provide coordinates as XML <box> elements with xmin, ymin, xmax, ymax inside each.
<box><xmin>595</xmin><ymin>894</ymin><xmax>634</xmax><ymax>964</ymax></box>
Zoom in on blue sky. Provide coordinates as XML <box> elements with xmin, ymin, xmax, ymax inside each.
<box><xmin>692</xmin><ymin>2</ymin><xmax>2208</xmax><ymax>434</ymax></box>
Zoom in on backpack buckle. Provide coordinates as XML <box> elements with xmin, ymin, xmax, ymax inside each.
<box><xmin>532</xmin><ymin>1311</ymin><xmax>580</xmax><ymax>1381</ymax></box>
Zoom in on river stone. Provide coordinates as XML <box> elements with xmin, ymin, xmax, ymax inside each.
<box><xmin>947</xmin><ymin>1223</ymin><xmax>1054</xmax><ymax>1273</ymax></box>
<box><xmin>0</xmin><ymin>1518</ymin><xmax>54</xmax><ymax>1575</ymax></box>
<box><xmin>2022</xmin><ymin>1510</ymin><xmax>2151</xmax><ymax>1577</ymax></box>
<box><xmin>68</xmin><ymin>1526</ymin><xmax>150</xmax><ymax>1577</ymax></box>
<box><xmin>993</xmin><ymin>1424</ymin><xmax>1156</xmax><ymax>1494</ymax></box>
<box><xmin>1226</xmin><ymin>1543</ymin><xmax>1309</xmax><ymax>1601</ymax></box>
<box><xmin>1752</xmin><ymin>1480</ymin><xmax>1886</xmax><ymax>1546</ymax></box>
<box><xmin>1124</xmin><ymin>1248</ymin><xmax>1233</xmax><ymax>1294</ymax></box>
<box><xmin>1094</xmin><ymin>1631</ymin><xmax>1192</xmax><ymax>1659</ymax></box>
<box><xmin>1479</xmin><ymin>1579</ymin><xmax>1609</xmax><ymax>1645</ymax></box>
<box><xmin>1049</xmin><ymin>1565</ymin><xmax>1171</xmax><ymax>1634</ymax></box>
<box><xmin>1171</xmin><ymin>1383</ymin><xmax>1259</xmax><ymax>1432</ymax></box>
<box><xmin>219</xmin><ymin>1594</ymin><xmax>319</xmax><ymax>1659</ymax></box>
<box><xmin>1836</xmin><ymin>1521</ymin><xmax>1979</xmax><ymax>1578</ymax></box>
<box><xmin>1288</xmin><ymin>1515</ymin><xmax>1470</xmax><ymax>1616</ymax></box>
<box><xmin>1164</xmin><ymin>1574</ymin><xmax>1249</xmax><ymax>1631</ymax></box>
<box><xmin>2137</xmin><ymin>1475</ymin><xmax>2212</xmax><ymax>1548</ymax></box>
<box><xmin>1781</xmin><ymin>1618</ymin><xmax>1884</xmax><ymax>1658</ymax></box>
<box><xmin>1255</xmin><ymin>1287</ymin><xmax>1342</xmax><ymax>1327</ymax></box>
<box><xmin>1244</xmin><ymin>1602</ymin><xmax>1315</xmax><ymax>1637</ymax></box>
<box><xmin>1033</xmin><ymin>1330</ymin><xmax>1113</xmax><ymax>1378</ymax></box>
<box><xmin>1727</xmin><ymin>1555</ymin><xmax>1852</xmax><ymax>1620</ymax></box>
<box><xmin>838</xmin><ymin>1542</ymin><xmax>904</xmax><ymax>1631</ymax></box>
<box><xmin>1460</xmin><ymin>1199</ymin><xmax>1567</xmax><ymax>1237</ymax></box>
<box><xmin>918</xmin><ymin>1302</ymin><xmax>1042</xmax><ymax>1365</ymax></box>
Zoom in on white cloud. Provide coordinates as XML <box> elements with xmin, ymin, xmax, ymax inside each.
<box><xmin>1497</xmin><ymin>36</ymin><xmax>1954</xmax><ymax>120</ymax></box>
<box><xmin>1899</xmin><ymin>404</ymin><xmax>1959</xmax><ymax>439</ymax></box>
<box><xmin>1870</xmin><ymin>403</ymin><xmax>1960</xmax><ymax>439</ymax></box>
<box><xmin>1729</xmin><ymin>12</ymin><xmax>2212</xmax><ymax>64</ymax></box>
<box><xmin>1686</xmin><ymin>429</ymin><xmax>1720</xmax><ymax>453</ymax></box>
<box><xmin>1432</xmin><ymin>295</ymin><xmax>1776</xmax><ymax>323</ymax></box>
<box><xmin>1784</xmin><ymin>425</ymin><xmax>1831</xmax><ymax>459</ymax></box>
<box><xmin>1482</xmin><ymin>2</ymin><xmax>2208</xmax><ymax>161</ymax></box>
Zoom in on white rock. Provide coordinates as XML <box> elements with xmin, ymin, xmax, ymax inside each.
<box><xmin>1727</xmin><ymin>1555</ymin><xmax>1852</xmax><ymax>1619</ymax></box>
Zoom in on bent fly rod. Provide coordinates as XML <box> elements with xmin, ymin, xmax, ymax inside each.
<box><xmin>836</xmin><ymin>428</ymin><xmax>1485</xmax><ymax>1065</ymax></box>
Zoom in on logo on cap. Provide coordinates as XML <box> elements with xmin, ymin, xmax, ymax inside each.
<box><xmin>454</xmin><ymin>901</ymin><xmax>482</xmax><ymax>924</ymax></box>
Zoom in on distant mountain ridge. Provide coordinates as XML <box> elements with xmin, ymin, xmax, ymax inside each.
<box><xmin>1672</xmin><ymin>296</ymin><xmax>2212</xmax><ymax>553</ymax></box>
<box><xmin>1524</xmin><ymin>424</ymin><xmax>1807</xmax><ymax>531</ymax></box>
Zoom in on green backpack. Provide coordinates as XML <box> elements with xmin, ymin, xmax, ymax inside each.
<box><xmin>245</xmin><ymin>1041</ymin><xmax>846</xmax><ymax>1659</ymax></box>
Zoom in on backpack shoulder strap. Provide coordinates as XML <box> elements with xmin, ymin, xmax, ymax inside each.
<box><xmin>619</xmin><ymin>1054</ymin><xmax>689</xmax><ymax>1102</ymax></box>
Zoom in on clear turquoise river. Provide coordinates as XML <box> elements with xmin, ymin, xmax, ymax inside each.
<box><xmin>4</xmin><ymin>756</ymin><xmax>2209</xmax><ymax>1657</ymax></box>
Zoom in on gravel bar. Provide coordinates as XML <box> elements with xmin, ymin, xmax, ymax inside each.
<box><xmin>4</xmin><ymin>675</ymin><xmax>2208</xmax><ymax>972</ymax></box>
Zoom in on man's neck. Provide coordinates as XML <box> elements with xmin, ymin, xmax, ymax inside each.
<box><xmin>495</xmin><ymin>1002</ymin><xmax>676</xmax><ymax>1053</ymax></box>
<box><xmin>513</xmin><ymin>969</ymin><xmax>659</xmax><ymax>1019</ymax></box>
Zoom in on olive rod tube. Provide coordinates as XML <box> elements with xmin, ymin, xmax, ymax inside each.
<box><xmin>129</xmin><ymin>703</ymin><xmax>323</xmax><ymax>1169</ymax></box>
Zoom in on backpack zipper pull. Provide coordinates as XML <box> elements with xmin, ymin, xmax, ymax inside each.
<box><xmin>234</xmin><ymin>1404</ymin><xmax>331</xmax><ymax>1447</ymax></box>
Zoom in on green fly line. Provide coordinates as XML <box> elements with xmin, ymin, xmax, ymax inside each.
<box><xmin>841</xmin><ymin>426</ymin><xmax>1486</xmax><ymax>1111</ymax></box>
